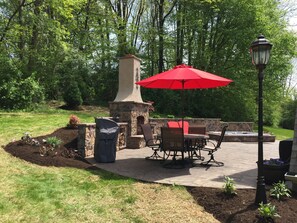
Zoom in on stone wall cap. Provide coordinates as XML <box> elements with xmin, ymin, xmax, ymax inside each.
<box><xmin>228</xmin><ymin>121</ymin><xmax>253</xmax><ymax>123</ymax></box>
<box><xmin>77</xmin><ymin>123</ymin><xmax>96</xmax><ymax>126</ymax></box>
<box><xmin>129</xmin><ymin>135</ymin><xmax>144</xmax><ymax>138</ymax></box>
<box><xmin>117</xmin><ymin>122</ymin><xmax>128</xmax><ymax>125</ymax></box>
<box><xmin>109</xmin><ymin>101</ymin><xmax>150</xmax><ymax>105</ymax></box>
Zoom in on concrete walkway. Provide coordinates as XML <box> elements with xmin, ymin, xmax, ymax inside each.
<box><xmin>87</xmin><ymin>141</ymin><xmax>280</xmax><ymax>189</ymax></box>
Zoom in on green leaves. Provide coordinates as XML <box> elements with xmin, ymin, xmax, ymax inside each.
<box><xmin>222</xmin><ymin>176</ymin><xmax>237</xmax><ymax>195</ymax></box>
<box><xmin>258</xmin><ymin>202</ymin><xmax>281</xmax><ymax>220</ymax></box>
<box><xmin>0</xmin><ymin>76</ymin><xmax>44</xmax><ymax>110</ymax></box>
<box><xmin>0</xmin><ymin>0</ymin><xmax>296</xmax><ymax>125</ymax></box>
<box><xmin>270</xmin><ymin>181</ymin><xmax>291</xmax><ymax>201</ymax></box>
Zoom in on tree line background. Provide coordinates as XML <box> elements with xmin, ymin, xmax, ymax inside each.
<box><xmin>0</xmin><ymin>0</ymin><xmax>296</xmax><ymax>128</ymax></box>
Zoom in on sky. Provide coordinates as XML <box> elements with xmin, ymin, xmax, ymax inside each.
<box><xmin>280</xmin><ymin>0</ymin><xmax>297</xmax><ymax>90</ymax></box>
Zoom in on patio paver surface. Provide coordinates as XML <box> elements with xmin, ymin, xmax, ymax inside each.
<box><xmin>87</xmin><ymin>141</ymin><xmax>279</xmax><ymax>189</ymax></box>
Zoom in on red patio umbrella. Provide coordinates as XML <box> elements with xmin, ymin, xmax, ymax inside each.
<box><xmin>135</xmin><ymin>64</ymin><xmax>233</xmax><ymax>131</ymax></box>
<box><xmin>136</xmin><ymin>64</ymin><xmax>232</xmax><ymax>89</ymax></box>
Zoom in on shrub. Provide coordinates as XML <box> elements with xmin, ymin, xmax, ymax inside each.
<box><xmin>63</xmin><ymin>81</ymin><xmax>83</xmax><ymax>108</ymax></box>
<box><xmin>0</xmin><ymin>76</ymin><xmax>44</xmax><ymax>110</ymax></box>
<box><xmin>279</xmin><ymin>98</ymin><xmax>297</xmax><ymax>130</ymax></box>
<box><xmin>270</xmin><ymin>181</ymin><xmax>291</xmax><ymax>200</ymax></box>
<box><xmin>258</xmin><ymin>202</ymin><xmax>280</xmax><ymax>221</ymax></box>
<box><xmin>67</xmin><ymin>114</ymin><xmax>80</xmax><ymax>128</ymax></box>
<box><xmin>152</xmin><ymin>114</ymin><xmax>161</xmax><ymax>118</ymax></box>
<box><xmin>223</xmin><ymin>176</ymin><xmax>237</xmax><ymax>195</ymax></box>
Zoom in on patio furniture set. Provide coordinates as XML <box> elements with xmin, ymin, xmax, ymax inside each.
<box><xmin>141</xmin><ymin>121</ymin><xmax>228</xmax><ymax>169</ymax></box>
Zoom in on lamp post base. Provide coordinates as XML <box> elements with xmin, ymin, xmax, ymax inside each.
<box><xmin>255</xmin><ymin>176</ymin><xmax>267</xmax><ymax>204</ymax></box>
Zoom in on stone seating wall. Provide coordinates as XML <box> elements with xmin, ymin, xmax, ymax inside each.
<box><xmin>77</xmin><ymin>118</ymin><xmax>254</xmax><ymax>157</ymax></box>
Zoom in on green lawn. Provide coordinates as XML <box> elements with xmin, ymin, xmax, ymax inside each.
<box><xmin>264</xmin><ymin>126</ymin><xmax>294</xmax><ymax>140</ymax></box>
<box><xmin>0</xmin><ymin>106</ymin><xmax>218</xmax><ymax>223</ymax></box>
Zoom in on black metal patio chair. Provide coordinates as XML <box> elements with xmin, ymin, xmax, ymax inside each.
<box><xmin>161</xmin><ymin>127</ymin><xmax>186</xmax><ymax>168</ymax></box>
<box><xmin>200</xmin><ymin>124</ymin><xmax>228</xmax><ymax>166</ymax></box>
<box><xmin>141</xmin><ymin>124</ymin><xmax>163</xmax><ymax>160</ymax></box>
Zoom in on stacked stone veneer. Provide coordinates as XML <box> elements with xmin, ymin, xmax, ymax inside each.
<box><xmin>109</xmin><ymin>101</ymin><xmax>150</xmax><ymax>148</ymax></box>
<box><xmin>77</xmin><ymin>118</ymin><xmax>255</xmax><ymax>157</ymax></box>
<box><xmin>227</xmin><ymin>122</ymin><xmax>254</xmax><ymax>131</ymax></box>
<box><xmin>109</xmin><ymin>101</ymin><xmax>150</xmax><ymax>135</ymax></box>
<box><xmin>77</xmin><ymin>122</ymin><xmax>128</xmax><ymax>158</ymax></box>
<box><xmin>77</xmin><ymin>123</ymin><xmax>96</xmax><ymax>157</ymax></box>
<box><xmin>150</xmin><ymin>119</ymin><xmax>253</xmax><ymax>135</ymax></box>
<box><xmin>153</xmin><ymin>118</ymin><xmax>221</xmax><ymax>133</ymax></box>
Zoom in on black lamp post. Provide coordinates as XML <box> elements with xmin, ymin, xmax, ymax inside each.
<box><xmin>250</xmin><ymin>34</ymin><xmax>272</xmax><ymax>205</ymax></box>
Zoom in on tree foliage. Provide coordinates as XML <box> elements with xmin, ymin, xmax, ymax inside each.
<box><xmin>0</xmin><ymin>0</ymin><xmax>296</xmax><ymax>126</ymax></box>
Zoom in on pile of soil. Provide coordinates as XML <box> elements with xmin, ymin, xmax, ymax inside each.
<box><xmin>4</xmin><ymin>128</ymin><xmax>93</xmax><ymax>170</ymax></box>
<box><xmin>4</xmin><ymin>128</ymin><xmax>297</xmax><ymax>223</ymax></box>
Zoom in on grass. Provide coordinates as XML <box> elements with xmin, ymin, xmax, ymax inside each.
<box><xmin>264</xmin><ymin>126</ymin><xmax>294</xmax><ymax>140</ymax></box>
<box><xmin>0</xmin><ymin>105</ymin><xmax>218</xmax><ymax>223</ymax></box>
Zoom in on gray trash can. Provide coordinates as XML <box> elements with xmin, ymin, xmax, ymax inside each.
<box><xmin>94</xmin><ymin>118</ymin><xmax>119</xmax><ymax>163</ymax></box>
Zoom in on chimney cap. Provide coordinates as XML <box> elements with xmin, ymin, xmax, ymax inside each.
<box><xmin>120</xmin><ymin>54</ymin><xmax>141</xmax><ymax>61</ymax></box>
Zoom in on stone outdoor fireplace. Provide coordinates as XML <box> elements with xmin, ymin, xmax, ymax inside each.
<box><xmin>137</xmin><ymin>116</ymin><xmax>145</xmax><ymax>134</ymax></box>
<box><xmin>77</xmin><ymin>55</ymin><xmax>149</xmax><ymax>157</ymax></box>
<box><xmin>109</xmin><ymin>55</ymin><xmax>150</xmax><ymax>148</ymax></box>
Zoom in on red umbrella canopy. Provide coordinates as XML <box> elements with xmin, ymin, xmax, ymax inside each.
<box><xmin>136</xmin><ymin>64</ymin><xmax>233</xmax><ymax>89</ymax></box>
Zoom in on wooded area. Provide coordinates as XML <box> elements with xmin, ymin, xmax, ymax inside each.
<box><xmin>0</xmin><ymin>0</ymin><xmax>296</xmax><ymax>127</ymax></box>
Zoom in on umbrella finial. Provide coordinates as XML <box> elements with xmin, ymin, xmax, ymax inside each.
<box><xmin>174</xmin><ymin>64</ymin><xmax>192</xmax><ymax>69</ymax></box>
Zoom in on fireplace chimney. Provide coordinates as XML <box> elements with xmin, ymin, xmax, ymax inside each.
<box><xmin>113</xmin><ymin>55</ymin><xmax>143</xmax><ymax>103</ymax></box>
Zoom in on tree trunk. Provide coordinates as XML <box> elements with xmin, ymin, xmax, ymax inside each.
<box><xmin>27</xmin><ymin>0</ymin><xmax>42</xmax><ymax>76</ymax></box>
<box><xmin>176</xmin><ymin>1</ymin><xmax>184</xmax><ymax>65</ymax></box>
<box><xmin>157</xmin><ymin>0</ymin><xmax>164</xmax><ymax>72</ymax></box>
<box><xmin>18</xmin><ymin>0</ymin><xmax>25</xmax><ymax>61</ymax></box>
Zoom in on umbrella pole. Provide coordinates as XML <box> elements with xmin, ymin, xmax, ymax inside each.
<box><xmin>181</xmin><ymin>80</ymin><xmax>185</xmax><ymax>131</ymax></box>
<box><xmin>182</xmin><ymin>80</ymin><xmax>185</xmax><ymax>162</ymax></box>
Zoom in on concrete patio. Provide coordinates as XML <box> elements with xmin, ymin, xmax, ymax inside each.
<box><xmin>87</xmin><ymin>141</ymin><xmax>280</xmax><ymax>189</ymax></box>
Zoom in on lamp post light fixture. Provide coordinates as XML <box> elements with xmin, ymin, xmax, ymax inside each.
<box><xmin>250</xmin><ymin>34</ymin><xmax>273</xmax><ymax>205</ymax></box>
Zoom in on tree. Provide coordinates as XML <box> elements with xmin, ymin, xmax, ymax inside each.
<box><xmin>0</xmin><ymin>0</ymin><xmax>296</xmax><ymax>128</ymax></box>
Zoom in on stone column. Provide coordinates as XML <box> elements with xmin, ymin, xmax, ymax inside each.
<box><xmin>285</xmin><ymin>109</ymin><xmax>297</xmax><ymax>191</ymax></box>
<box><xmin>289</xmin><ymin>109</ymin><xmax>297</xmax><ymax>172</ymax></box>
<box><xmin>77</xmin><ymin>123</ymin><xmax>96</xmax><ymax>158</ymax></box>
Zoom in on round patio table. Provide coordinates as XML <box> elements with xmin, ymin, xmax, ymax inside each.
<box><xmin>184</xmin><ymin>134</ymin><xmax>209</xmax><ymax>161</ymax></box>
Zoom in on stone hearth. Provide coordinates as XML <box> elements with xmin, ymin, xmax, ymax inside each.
<box><xmin>109</xmin><ymin>101</ymin><xmax>150</xmax><ymax>148</ymax></box>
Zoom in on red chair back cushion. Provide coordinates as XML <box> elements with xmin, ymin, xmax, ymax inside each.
<box><xmin>167</xmin><ymin>121</ymin><xmax>180</xmax><ymax>128</ymax></box>
<box><xmin>178</xmin><ymin>121</ymin><xmax>189</xmax><ymax>134</ymax></box>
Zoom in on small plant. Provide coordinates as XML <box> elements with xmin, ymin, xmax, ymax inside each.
<box><xmin>223</xmin><ymin>176</ymin><xmax>237</xmax><ymax>195</ymax></box>
<box><xmin>21</xmin><ymin>132</ymin><xmax>32</xmax><ymax>144</ymax></box>
<box><xmin>67</xmin><ymin>114</ymin><xmax>80</xmax><ymax>128</ymax></box>
<box><xmin>39</xmin><ymin>136</ymin><xmax>62</xmax><ymax>157</ymax></box>
<box><xmin>258</xmin><ymin>202</ymin><xmax>280</xmax><ymax>221</ymax></box>
<box><xmin>270</xmin><ymin>181</ymin><xmax>291</xmax><ymax>200</ymax></box>
<box><xmin>21</xmin><ymin>132</ymin><xmax>40</xmax><ymax>146</ymax></box>
<box><xmin>45</xmin><ymin>136</ymin><xmax>62</xmax><ymax>148</ymax></box>
<box><xmin>167</xmin><ymin>115</ymin><xmax>175</xmax><ymax>118</ymax></box>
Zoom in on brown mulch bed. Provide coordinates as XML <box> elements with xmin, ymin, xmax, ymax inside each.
<box><xmin>3</xmin><ymin>128</ymin><xmax>297</xmax><ymax>223</ymax></box>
